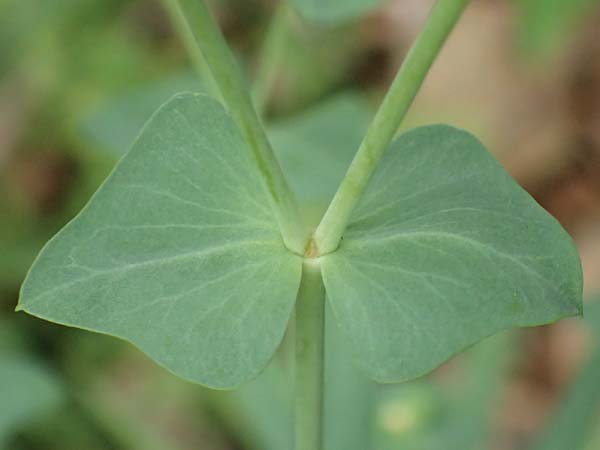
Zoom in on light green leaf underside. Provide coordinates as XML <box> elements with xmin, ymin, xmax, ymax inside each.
<box><xmin>289</xmin><ymin>0</ymin><xmax>382</xmax><ymax>24</ymax></box>
<box><xmin>18</xmin><ymin>93</ymin><xmax>302</xmax><ymax>389</ymax></box>
<box><xmin>321</xmin><ymin>124</ymin><xmax>583</xmax><ymax>383</ymax></box>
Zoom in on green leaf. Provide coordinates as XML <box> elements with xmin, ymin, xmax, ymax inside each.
<box><xmin>0</xmin><ymin>356</ymin><xmax>62</xmax><ymax>445</ymax></box>
<box><xmin>289</xmin><ymin>0</ymin><xmax>382</xmax><ymax>24</ymax></box>
<box><xmin>515</xmin><ymin>0</ymin><xmax>598</xmax><ymax>59</ymax></box>
<box><xmin>82</xmin><ymin>89</ymin><xmax>372</xmax><ymax>224</ymax></box>
<box><xmin>18</xmin><ymin>93</ymin><xmax>303</xmax><ymax>389</ymax></box>
<box><xmin>321</xmin><ymin>124</ymin><xmax>582</xmax><ymax>383</ymax></box>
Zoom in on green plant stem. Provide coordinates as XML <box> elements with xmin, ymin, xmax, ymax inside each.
<box><xmin>161</xmin><ymin>0</ymin><xmax>221</xmax><ymax>99</ymax></box>
<box><xmin>313</xmin><ymin>0</ymin><xmax>471</xmax><ymax>254</ymax></box>
<box><xmin>253</xmin><ymin>2</ymin><xmax>292</xmax><ymax>116</ymax></box>
<box><xmin>295</xmin><ymin>259</ymin><xmax>326</xmax><ymax>450</ymax></box>
<box><xmin>173</xmin><ymin>0</ymin><xmax>308</xmax><ymax>254</ymax></box>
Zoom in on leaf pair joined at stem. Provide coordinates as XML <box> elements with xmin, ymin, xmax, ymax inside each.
<box><xmin>17</xmin><ymin>2</ymin><xmax>583</xmax><ymax>450</ymax></box>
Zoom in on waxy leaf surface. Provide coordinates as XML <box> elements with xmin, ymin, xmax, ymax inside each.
<box><xmin>18</xmin><ymin>93</ymin><xmax>302</xmax><ymax>389</ymax></box>
<box><xmin>321</xmin><ymin>125</ymin><xmax>582</xmax><ymax>383</ymax></box>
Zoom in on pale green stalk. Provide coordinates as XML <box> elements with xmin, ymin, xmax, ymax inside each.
<box><xmin>252</xmin><ymin>2</ymin><xmax>292</xmax><ymax>116</ymax></box>
<box><xmin>161</xmin><ymin>0</ymin><xmax>221</xmax><ymax>99</ymax></box>
<box><xmin>313</xmin><ymin>0</ymin><xmax>471</xmax><ymax>254</ymax></box>
<box><xmin>173</xmin><ymin>0</ymin><xmax>308</xmax><ymax>254</ymax></box>
<box><xmin>294</xmin><ymin>260</ymin><xmax>326</xmax><ymax>450</ymax></box>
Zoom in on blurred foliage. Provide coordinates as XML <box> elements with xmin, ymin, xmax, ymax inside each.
<box><xmin>288</xmin><ymin>0</ymin><xmax>382</xmax><ymax>24</ymax></box>
<box><xmin>0</xmin><ymin>357</ymin><xmax>62</xmax><ymax>448</ymax></box>
<box><xmin>81</xmin><ymin>72</ymin><xmax>205</xmax><ymax>157</ymax></box>
<box><xmin>374</xmin><ymin>332</ymin><xmax>515</xmax><ymax>450</ymax></box>
<box><xmin>530</xmin><ymin>300</ymin><xmax>600</xmax><ymax>450</ymax></box>
<box><xmin>515</xmin><ymin>0</ymin><xmax>599</xmax><ymax>60</ymax></box>
<box><xmin>0</xmin><ymin>321</ymin><xmax>63</xmax><ymax>449</ymax></box>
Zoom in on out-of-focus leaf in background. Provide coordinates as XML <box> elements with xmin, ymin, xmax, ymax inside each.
<box><xmin>0</xmin><ymin>357</ymin><xmax>62</xmax><ymax>448</ymax></box>
<box><xmin>374</xmin><ymin>332</ymin><xmax>515</xmax><ymax>450</ymax></box>
<box><xmin>0</xmin><ymin>321</ymin><xmax>63</xmax><ymax>448</ymax></box>
<box><xmin>81</xmin><ymin>72</ymin><xmax>204</xmax><ymax>157</ymax></box>
<box><xmin>530</xmin><ymin>299</ymin><xmax>600</xmax><ymax>450</ymax></box>
<box><xmin>288</xmin><ymin>0</ymin><xmax>382</xmax><ymax>24</ymax></box>
<box><xmin>515</xmin><ymin>0</ymin><xmax>600</xmax><ymax>59</ymax></box>
<box><xmin>269</xmin><ymin>93</ymin><xmax>372</xmax><ymax>223</ymax></box>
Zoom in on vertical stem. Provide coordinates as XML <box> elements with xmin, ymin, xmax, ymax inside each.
<box><xmin>313</xmin><ymin>0</ymin><xmax>471</xmax><ymax>255</ymax></box>
<box><xmin>295</xmin><ymin>260</ymin><xmax>326</xmax><ymax>450</ymax></box>
<box><xmin>161</xmin><ymin>0</ymin><xmax>221</xmax><ymax>99</ymax></box>
<box><xmin>253</xmin><ymin>2</ymin><xmax>292</xmax><ymax>116</ymax></box>
<box><xmin>173</xmin><ymin>0</ymin><xmax>308</xmax><ymax>254</ymax></box>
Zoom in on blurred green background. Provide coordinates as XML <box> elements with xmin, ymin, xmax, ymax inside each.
<box><xmin>1</xmin><ymin>0</ymin><xmax>600</xmax><ymax>449</ymax></box>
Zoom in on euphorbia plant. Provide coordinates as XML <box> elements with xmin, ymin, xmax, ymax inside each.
<box><xmin>17</xmin><ymin>1</ymin><xmax>583</xmax><ymax>449</ymax></box>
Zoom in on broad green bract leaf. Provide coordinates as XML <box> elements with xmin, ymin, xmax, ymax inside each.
<box><xmin>18</xmin><ymin>93</ymin><xmax>302</xmax><ymax>389</ymax></box>
<box><xmin>290</xmin><ymin>0</ymin><xmax>382</xmax><ymax>24</ymax></box>
<box><xmin>321</xmin><ymin>125</ymin><xmax>582</xmax><ymax>383</ymax></box>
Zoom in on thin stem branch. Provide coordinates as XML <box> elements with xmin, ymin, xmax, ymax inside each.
<box><xmin>161</xmin><ymin>0</ymin><xmax>221</xmax><ymax>99</ymax></box>
<box><xmin>294</xmin><ymin>260</ymin><xmax>326</xmax><ymax>450</ymax></box>
<box><xmin>252</xmin><ymin>2</ymin><xmax>292</xmax><ymax>116</ymax></box>
<box><xmin>173</xmin><ymin>0</ymin><xmax>308</xmax><ymax>254</ymax></box>
<box><xmin>313</xmin><ymin>0</ymin><xmax>471</xmax><ymax>254</ymax></box>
